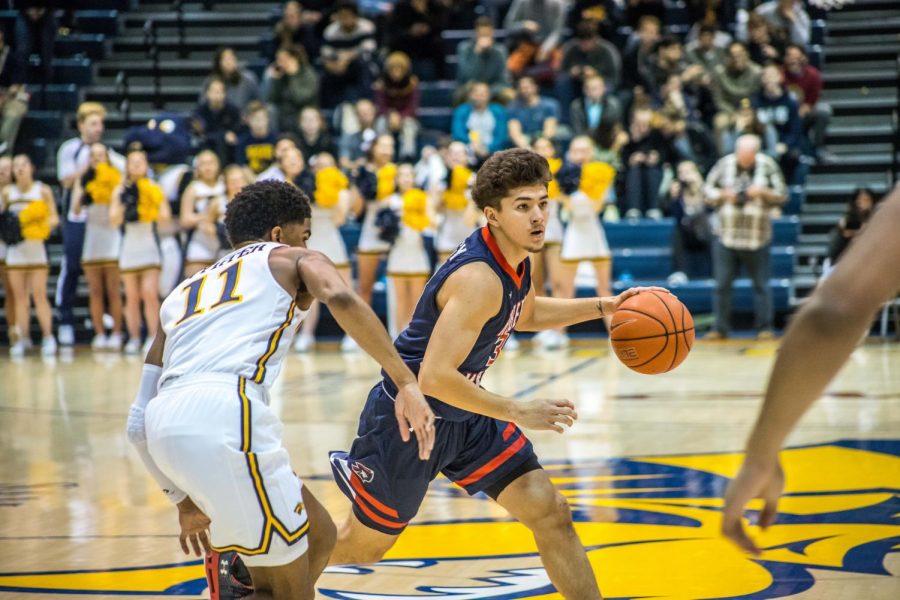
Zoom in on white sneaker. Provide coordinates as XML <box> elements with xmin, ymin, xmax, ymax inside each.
<box><xmin>667</xmin><ymin>271</ymin><xmax>688</xmax><ymax>286</ymax></box>
<box><xmin>106</xmin><ymin>332</ymin><xmax>123</xmax><ymax>351</ymax></box>
<box><xmin>625</xmin><ymin>208</ymin><xmax>642</xmax><ymax>220</ymax></box>
<box><xmin>340</xmin><ymin>336</ymin><xmax>360</xmax><ymax>353</ymax></box>
<box><xmin>124</xmin><ymin>338</ymin><xmax>141</xmax><ymax>355</ymax></box>
<box><xmin>603</xmin><ymin>204</ymin><xmax>620</xmax><ymax>223</ymax></box>
<box><xmin>534</xmin><ymin>330</ymin><xmax>554</xmax><ymax>348</ymax></box>
<box><xmin>9</xmin><ymin>340</ymin><xmax>25</xmax><ymax>358</ymax></box>
<box><xmin>504</xmin><ymin>333</ymin><xmax>520</xmax><ymax>352</ymax></box>
<box><xmin>91</xmin><ymin>334</ymin><xmax>108</xmax><ymax>351</ymax></box>
<box><xmin>293</xmin><ymin>334</ymin><xmax>315</xmax><ymax>353</ymax></box>
<box><xmin>646</xmin><ymin>208</ymin><xmax>663</xmax><ymax>220</ymax></box>
<box><xmin>41</xmin><ymin>336</ymin><xmax>58</xmax><ymax>357</ymax></box>
<box><xmin>58</xmin><ymin>324</ymin><xmax>75</xmax><ymax>346</ymax></box>
<box><xmin>550</xmin><ymin>330</ymin><xmax>570</xmax><ymax>349</ymax></box>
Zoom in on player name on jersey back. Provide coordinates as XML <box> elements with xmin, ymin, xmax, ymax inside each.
<box><xmin>159</xmin><ymin>242</ymin><xmax>305</xmax><ymax>390</ymax></box>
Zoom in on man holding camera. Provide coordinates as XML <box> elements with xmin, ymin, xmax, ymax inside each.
<box><xmin>704</xmin><ymin>134</ymin><xmax>786</xmax><ymax>340</ymax></box>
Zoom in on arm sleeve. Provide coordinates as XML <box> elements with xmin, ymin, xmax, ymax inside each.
<box><xmin>125</xmin><ymin>364</ymin><xmax>188</xmax><ymax>505</ymax></box>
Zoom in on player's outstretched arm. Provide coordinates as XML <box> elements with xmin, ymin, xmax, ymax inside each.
<box><xmin>294</xmin><ymin>250</ymin><xmax>435</xmax><ymax>459</ymax></box>
<box><xmin>722</xmin><ymin>184</ymin><xmax>900</xmax><ymax>555</ymax></box>
<box><xmin>419</xmin><ymin>262</ymin><xmax>577</xmax><ymax>432</ymax></box>
<box><xmin>515</xmin><ymin>285</ymin><xmax>669</xmax><ymax>331</ymax></box>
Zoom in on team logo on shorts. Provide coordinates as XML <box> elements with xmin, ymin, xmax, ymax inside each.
<box><xmin>351</xmin><ymin>461</ymin><xmax>375</xmax><ymax>484</ymax></box>
<box><xmin>2</xmin><ymin>440</ymin><xmax>897</xmax><ymax>598</ymax></box>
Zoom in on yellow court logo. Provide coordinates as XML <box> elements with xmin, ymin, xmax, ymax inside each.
<box><xmin>1</xmin><ymin>440</ymin><xmax>897</xmax><ymax>599</ymax></box>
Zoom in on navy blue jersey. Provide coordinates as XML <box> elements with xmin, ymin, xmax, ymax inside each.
<box><xmin>383</xmin><ymin>226</ymin><xmax>531</xmax><ymax>421</ymax></box>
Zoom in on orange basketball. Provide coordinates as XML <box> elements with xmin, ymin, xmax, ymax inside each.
<box><xmin>609</xmin><ymin>291</ymin><xmax>694</xmax><ymax>374</ymax></box>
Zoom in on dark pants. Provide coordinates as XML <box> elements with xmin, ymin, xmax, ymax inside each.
<box><xmin>320</xmin><ymin>59</ymin><xmax>374</xmax><ymax>109</ymax></box>
<box><xmin>624</xmin><ymin>164</ymin><xmax>663</xmax><ymax>214</ymax></box>
<box><xmin>805</xmin><ymin>102</ymin><xmax>832</xmax><ymax>152</ymax></box>
<box><xmin>713</xmin><ymin>241</ymin><xmax>772</xmax><ymax>335</ymax></box>
<box><xmin>55</xmin><ymin>217</ymin><xmax>85</xmax><ymax>328</ymax></box>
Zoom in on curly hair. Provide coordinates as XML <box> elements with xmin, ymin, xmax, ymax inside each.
<box><xmin>224</xmin><ymin>180</ymin><xmax>311</xmax><ymax>246</ymax></box>
<box><xmin>471</xmin><ymin>148</ymin><xmax>551</xmax><ymax>211</ymax></box>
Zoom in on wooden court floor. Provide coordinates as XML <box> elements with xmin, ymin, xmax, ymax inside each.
<box><xmin>0</xmin><ymin>339</ymin><xmax>898</xmax><ymax>599</ymax></box>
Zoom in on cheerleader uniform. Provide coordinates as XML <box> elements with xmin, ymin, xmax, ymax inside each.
<box><xmin>386</xmin><ymin>190</ymin><xmax>431</xmax><ymax>277</ymax></box>
<box><xmin>305</xmin><ymin>167</ymin><xmax>350</xmax><ymax>268</ymax></box>
<box><xmin>560</xmin><ymin>162</ymin><xmax>616</xmax><ymax>264</ymax></box>
<box><xmin>119</xmin><ymin>180</ymin><xmax>162</xmax><ymax>273</ymax></box>
<box><xmin>436</xmin><ymin>165</ymin><xmax>474</xmax><ymax>255</ymax></box>
<box><xmin>184</xmin><ymin>179</ymin><xmax>226</xmax><ymax>265</ymax></box>
<box><xmin>5</xmin><ymin>183</ymin><xmax>50</xmax><ymax>269</ymax></box>
<box><xmin>80</xmin><ymin>165</ymin><xmax>122</xmax><ymax>267</ymax></box>
<box><xmin>356</xmin><ymin>163</ymin><xmax>396</xmax><ymax>255</ymax></box>
<box><xmin>544</xmin><ymin>157</ymin><xmax>564</xmax><ymax>246</ymax></box>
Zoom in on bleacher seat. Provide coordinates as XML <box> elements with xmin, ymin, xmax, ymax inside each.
<box><xmin>604</xmin><ymin>217</ymin><xmax>800</xmax><ymax>249</ymax></box>
<box><xmin>20</xmin><ymin>111</ymin><xmax>64</xmax><ymax>140</ymax></box>
<box><xmin>28</xmin><ymin>84</ymin><xmax>81</xmax><ymax>111</ymax></box>
<box><xmin>73</xmin><ymin>10</ymin><xmax>120</xmax><ymax>36</ymax></box>
<box><xmin>29</xmin><ymin>58</ymin><xmax>93</xmax><ymax>86</ymax></box>
<box><xmin>418</xmin><ymin>107</ymin><xmax>452</xmax><ymax>132</ymax></box>
<box><xmin>611</xmin><ymin>246</ymin><xmax>795</xmax><ymax>280</ymax></box>
<box><xmin>55</xmin><ymin>34</ymin><xmax>108</xmax><ymax>60</ymax></box>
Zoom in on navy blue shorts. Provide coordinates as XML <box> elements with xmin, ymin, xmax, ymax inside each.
<box><xmin>330</xmin><ymin>382</ymin><xmax>539</xmax><ymax>534</ymax></box>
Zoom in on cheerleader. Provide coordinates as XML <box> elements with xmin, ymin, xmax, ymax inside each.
<box><xmin>435</xmin><ymin>141</ymin><xmax>477</xmax><ymax>265</ymax></box>
<box><xmin>71</xmin><ymin>143</ymin><xmax>124</xmax><ymax>350</ymax></box>
<box><xmin>386</xmin><ymin>163</ymin><xmax>432</xmax><ymax>334</ymax></box>
<box><xmin>180</xmin><ymin>150</ymin><xmax>227</xmax><ymax>277</ymax></box>
<box><xmin>206</xmin><ymin>164</ymin><xmax>252</xmax><ymax>259</ymax></box>
<box><xmin>354</xmin><ymin>134</ymin><xmax>396</xmax><ymax>307</ymax></box>
<box><xmin>110</xmin><ymin>148</ymin><xmax>172</xmax><ymax>355</ymax></box>
<box><xmin>293</xmin><ymin>152</ymin><xmax>358</xmax><ymax>352</ymax></box>
<box><xmin>1</xmin><ymin>154</ymin><xmax>59</xmax><ymax>357</ymax></box>
<box><xmin>558</xmin><ymin>136</ymin><xmax>615</xmax><ymax>332</ymax></box>
<box><xmin>531</xmin><ymin>136</ymin><xmax>568</xmax><ymax>349</ymax></box>
<box><xmin>0</xmin><ymin>156</ymin><xmax>14</xmax><ymax>339</ymax></box>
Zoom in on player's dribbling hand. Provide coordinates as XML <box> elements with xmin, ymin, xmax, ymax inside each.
<box><xmin>721</xmin><ymin>456</ymin><xmax>785</xmax><ymax>555</ymax></box>
<box><xmin>395</xmin><ymin>382</ymin><xmax>436</xmax><ymax>461</ymax></box>
<box><xmin>177</xmin><ymin>496</ymin><xmax>212</xmax><ymax>557</ymax></box>
<box><xmin>600</xmin><ymin>286</ymin><xmax>670</xmax><ymax>315</ymax></box>
<box><xmin>514</xmin><ymin>399</ymin><xmax>578</xmax><ymax>433</ymax></box>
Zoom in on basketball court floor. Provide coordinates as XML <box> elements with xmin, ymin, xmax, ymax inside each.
<box><xmin>1</xmin><ymin>338</ymin><xmax>898</xmax><ymax>599</ymax></box>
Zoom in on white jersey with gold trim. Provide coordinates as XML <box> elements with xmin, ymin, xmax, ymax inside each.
<box><xmin>159</xmin><ymin>242</ymin><xmax>307</xmax><ymax>390</ymax></box>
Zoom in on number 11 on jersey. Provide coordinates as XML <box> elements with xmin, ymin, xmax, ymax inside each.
<box><xmin>176</xmin><ymin>260</ymin><xmax>244</xmax><ymax>325</ymax></box>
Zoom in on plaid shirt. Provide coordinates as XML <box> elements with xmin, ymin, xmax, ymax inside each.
<box><xmin>704</xmin><ymin>153</ymin><xmax>786</xmax><ymax>251</ymax></box>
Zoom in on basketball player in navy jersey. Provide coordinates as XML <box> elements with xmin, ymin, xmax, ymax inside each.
<box><xmin>327</xmin><ymin>149</ymin><xmax>665</xmax><ymax>598</ymax></box>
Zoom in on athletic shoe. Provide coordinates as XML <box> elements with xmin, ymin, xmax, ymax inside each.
<box><xmin>9</xmin><ymin>340</ymin><xmax>25</xmax><ymax>358</ymax></box>
<box><xmin>57</xmin><ymin>324</ymin><xmax>75</xmax><ymax>346</ymax></box>
<box><xmin>340</xmin><ymin>335</ymin><xmax>360</xmax><ymax>353</ymax></box>
<box><xmin>91</xmin><ymin>334</ymin><xmax>108</xmax><ymax>351</ymax></box>
<box><xmin>124</xmin><ymin>338</ymin><xmax>141</xmax><ymax>355</ymax></box>
<box><xmin>293</xmin><ymin>333</ymin><xmax>315</xmax><ymax>353</ymax></box>
<box><xmin>204</xmin><ymin>551</ymin><xmax>254</xmax><ymax>600</ymax></box>
<box><xmin>41</xmin><ymin>336</ymin><xmax>58</xmax><ymax>357</ymax></box>
<box><xmin>106</xmin><ymin>332</ymin><xmax>123</xmax><ymax>351</ymax></box>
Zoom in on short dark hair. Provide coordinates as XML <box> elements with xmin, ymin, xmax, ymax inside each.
<box><xmin>471</xmin><ymin>149</ymin><xmax>550</xmax><ymax>211</ymax></box>
<box><xmin>224</xmin><ymin>180</ymin><xmax>311</xmax><ymax>246</ymax></box>
<box><xmin>335</xmin><ymin>0</ymin><xmax>358</xmax><ymax>15</ymax></box>
<box><xmin>699</xmin><ymin>23</ymin><xmax>717</xmax><ymax>36</ymax></box>
<box><xmin>785</xmin><ymin>43</ymin><xmax>807</xmax><ymax>57</ymax></box>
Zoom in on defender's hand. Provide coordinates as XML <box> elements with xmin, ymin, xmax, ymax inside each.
<box><xmin>722</xmin><ymin>457</ymin><xmax>785</xmax><ymax>555</ymax></box>
<box><xmin>512</xmin><ymin>399</ymin><xmax>577</xmax><ymax>433</ymax></box>
<box><xmin>395</xmin><ymin>382</ymin><xmax>436</xmax><ymax>461</ymax></box>
<box><xmin>177</xmin><ymin>497</ymin><xmax>212</xmax><ymax>556</ymax></box>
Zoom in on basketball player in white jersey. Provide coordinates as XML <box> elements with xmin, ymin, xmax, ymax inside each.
<box><xmin>126</xmin><ymin>180</ymin><xmax>435</xmax><ymax>599</ymax></box>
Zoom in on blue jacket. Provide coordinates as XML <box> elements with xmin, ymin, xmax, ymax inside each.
<box><xmin>451</xmin><ymin>102</ymin><xmax>509</xmax><ymax>153</ymax></box>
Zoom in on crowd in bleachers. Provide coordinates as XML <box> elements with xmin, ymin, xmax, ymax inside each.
<box><xmin>0</xmin><ymin>0</ymin><xmax>834</xmax><ymax>357</ymax></box>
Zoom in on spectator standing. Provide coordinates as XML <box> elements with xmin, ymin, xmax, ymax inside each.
<box><xmin>320</xmin><ymin>0</ymin><xmax>377</xmax><ymax>108</ymax></box>
<box><xmin>783</xmin><ymin>45</ymin><xmax>833</xmax><ymax>163</ymax></box>
<box><xmin>507</xmin><ymin>76</ymin><xmax>562</xmax><ymax>149</ymax></box>
<box><xmin>265</xmin><ymin>44</ymin><xmax>319</xmax><ymax>134</ymax></box>
<box><xmin>704</xmin><ymin>134</ymin><xmax>786</xmax><ymax>340</ymax></box>
<box><xmin>570</xmin><ymin>74</ymin><xmax>622</xmax><ymax>137</ymax></box>
<box><xmin>754</xmin><ymin>0</ymin><xmax>810</xmax><ymax>49</ymax></box>
<box><xmin>2</xmin><ymin>154</ymin><xmax>59</xmax><ymax>357</ymax></box>
<box><xmin>55</xmin><ymin>102</ymin><xmax>125</xmax><ymax>346</ymax></box>
<box><xmin>621</xmin><ymin>108</ymin><xmax>671</xmax><ymax>219</ymax></box>
<box><xmin>454</xmin><ymin>17</ymin><xmax>510</xmax><ymax>104</ymax></box>
<box><xmin>274</xmin><ymin>1</ymin><xmax>322</xmax><ymax>62</ymax></box>
<box><xmin>193</xmin><ymin>77</ymin><xmax>241</xmax><ymax>164</ymax></box>
<box><xmin>665</xmin><ymin>160</ymin><xmax>711</xmax><ymax>282</ymax></box>
<box><xmin>711</xmin><ymin>42</ymin><xmax>761</xmax><ymax>151</ymax></box>
<box><xmin>451</xmin><ymin>82</ymin><xmax>509</xmax><ymax>161</ymax></box>
<box><xmin>0</xmin><ymin>30</ymin><xmax>28</xmax><ymax>155</ymax></box>
<box><xmin>388</xmin><ymin>0</ymin><xmax>448</xmax><ymax>79</ymax></box>
<box><xmin>202</xmin><ymin>47</ymin><xmax>261</xmax><ymax>111</ymax></box>
<box><xmin>373</xmin><ymin>52</ymin><xmax>421</xmax><ymax>161</ymax></box>
<box><xmin>236</xmin><ymin>101</ymin><xmax>279</xmax><ymax>174</ymax></box>
<box><xmin>753</xmin><ymin>64</ymin><xmax>803</xmax><ymax>183</ymax></box>
<box><xmin>13</xmin><ymin>9</ymin><xmax>56</xmax><ymax>93</ymax></box>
